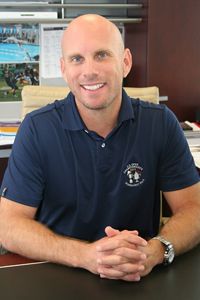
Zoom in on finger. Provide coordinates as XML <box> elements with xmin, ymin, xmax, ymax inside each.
<box><xmin>105</xmin><ymin>226</ymin><xmax>120</xmax><ymax>237</ymax></box>
<box><xmin>114</xmin><ymin>263</ymin><xmax>145</xmax><ymax>274</ymax></box>
<box><xmin>105</xmin><ymin>226</ymin><xmax>139</xmax><ymax>237</ymax></box>
<box><xmin>98</xmin><ymin>266</ymin><xmax>126</xmax><ymax>279</ymax></box>
<box><xmin>98</xmin><ymin>249</ymin><xmax>146</xmax><ymax>265</ymax></box>
<box><xmin>114</xmin><ymin>247</ymin><xmax>147</xmax><ymax>261</ymax></box>
<box><xmin>121</xmin><ymin>229</ymin><xmax>139</xmax><ymax>236</ymax></box>
<box><xmin>96</xmin><ymin>235</ymin><xmax>147</xmax><ymax>252</ymax></box>
<box><xmin>98</xmin><ymin>266</ymin><xmax>142</xmax><ymax>281</ymax></box>
<box><xmin>100</xmin><ymin>273</ymin><xmax>141</xmax><ymax>282</ymax></box>
<box><xmin>98</xmin><ymin>259</ymin><xmax>145</xmax><ymax>274</ymax></box>
<box><xmin>121</xmin><ymin>272</ymin><xmax>141</xmax><ymax>282</ymax></box>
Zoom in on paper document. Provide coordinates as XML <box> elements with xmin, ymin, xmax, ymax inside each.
<box><xmin>191</xmin><ymin>151</ymin><xmax>200</xmax><ymax>169</ymax></box>
<box><xmin>0</xmin><ymin>133</ymin><xmax>16</xmax><ymax>146</ymax></box>
<box><xmin>40</xmin><ymin>24</ymin><xmax>67</xmax><ymax>79</ymax></box>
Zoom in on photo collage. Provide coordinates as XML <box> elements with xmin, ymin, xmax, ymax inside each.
<box><xmin>0</xmin><ymin>24</ymin><xmax>39</xmax><ymax>102</ymax></box>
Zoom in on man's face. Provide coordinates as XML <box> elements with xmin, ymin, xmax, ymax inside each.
<box><xmin>60</xmin><ymin>21</ymin><xmax>132</xmax><ymax>112</ymax></box>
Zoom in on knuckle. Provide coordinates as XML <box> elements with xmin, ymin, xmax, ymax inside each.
<box><xmin>117</xmin><ymin>246</ymin><xmax>127</xmax><ymax>256</ymax></box>
<box><xmin>115</xmin><ymin>239</ymin><xmax>122</xmax><ymax>247</ymax></box>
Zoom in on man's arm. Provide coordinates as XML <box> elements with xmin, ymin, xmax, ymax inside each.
<box><xmin>161</xmin><ymin>181</ymin><xmax>200</xmax><ymax>253</ymax></box>
<box><xmin>0</xmin><ymin>197</ymin><xmax>88</xmax><ymax>268</ymax></box>
<box><xmin>97</xmin><ymin>182</ymin><xmax>200</xmax><ymax>279</ymax></box>
<box><xmin>140</xmin><ymin>181</ymin><xmax>200</xmax><ymax>276</ymax></box>
<box><xmin>0</xmin><ymin>197</ymin><xmax>147</xmax><ymax>280</ymax></box>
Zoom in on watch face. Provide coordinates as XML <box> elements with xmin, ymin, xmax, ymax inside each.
<box><xmin>167</xmin><ymin>248</ymin><xmax>175</xmax><ymax>263</ymax></box>
<box><xmin>164</xmin><ymin>245</ymin><xmax>175</xmax><ymax>265</ymax></box>
<box><xmin>152</xmin><ymin>236</ymin><xmax>175</xmax><ymax>265</ymax></box>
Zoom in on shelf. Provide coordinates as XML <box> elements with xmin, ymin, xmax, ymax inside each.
<box><xmin>0</xmin><ymin>3</ymin><xmax>143</xmax><ymax>9</ymax></box>
<box><xmin>0</xmin><ymin>18</ymin><xmax>142</xmax><ymax>24</ymax></box>
<box><xmin>0</xmin><ymin>2</ymin><xmax>143</xmax><ymax>24</ymax></box>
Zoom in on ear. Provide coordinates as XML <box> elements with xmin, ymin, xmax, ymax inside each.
<box><xmin>123</xmin><ymin>48</ymin><xmax>132</xmax><ymax>78</ymax></box>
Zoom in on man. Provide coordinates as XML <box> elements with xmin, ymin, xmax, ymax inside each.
<box><xmin>0</xmin><ymin>14</ymin><xmax>200</xmax><ymax>282</ymax></box>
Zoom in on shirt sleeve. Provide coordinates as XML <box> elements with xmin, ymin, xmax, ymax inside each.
<box><xmin>0</xmin><ymin>114</ymin><xmax>45</xmax><ymax>207</ymax></box>
<box><xmin>159</xmin><ymin>107</ymin><xmax>199</xmax><ymax>192</ymax></box>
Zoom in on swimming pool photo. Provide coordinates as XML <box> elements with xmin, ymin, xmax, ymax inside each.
<box><xmin>0</xmin><ymin>43</ymin><xmax>39</xmax><ymax>63</ymax></box>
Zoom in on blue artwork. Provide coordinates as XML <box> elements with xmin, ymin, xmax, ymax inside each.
<box><xmin>0</xmin><ymin>24</ymin><xmax>39</xmax><ymax>63</ymax></box>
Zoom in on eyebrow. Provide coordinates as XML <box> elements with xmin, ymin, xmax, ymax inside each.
<box><xmin>66</xmin><ymin>53</ymin><xmax>82</xmax><ymax>58</ymax></box>
<box><xmin>94</xmin><ymin>49</ymin><xmax>113</xmax><ymax>56</ymax></box>
<box><xmin>65</xmin><ymin>48</ymin><xmax>114</xmax><ymax>60</ymax></box>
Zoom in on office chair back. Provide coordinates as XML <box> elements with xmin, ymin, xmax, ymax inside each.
<box><xmin>21</xmin><ymin>85</ymin><xmax>159</xmax><ymax>119</ymax></box>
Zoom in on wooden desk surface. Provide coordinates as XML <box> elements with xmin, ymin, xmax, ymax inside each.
<box><xmin>0</xmin><ymin>244</ymin><xmax>200</xmax><ymax>300</ymax></box>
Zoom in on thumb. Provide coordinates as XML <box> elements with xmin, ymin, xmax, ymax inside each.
<box><xmin>105</xmin><ymin>226</ymin><xmax>120</xmax><ymax>237</ymax></box>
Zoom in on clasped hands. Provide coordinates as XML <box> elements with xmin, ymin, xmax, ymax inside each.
<box><xmin>85</xmin><ymin>226</ymin><xmax>152</xmax><ymax>282</ymax></box>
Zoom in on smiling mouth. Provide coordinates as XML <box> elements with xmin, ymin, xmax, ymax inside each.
<box><xmin>81</xmin><ymin>83</ymin><xmax>105</xmax><ymax>91</ymax></box>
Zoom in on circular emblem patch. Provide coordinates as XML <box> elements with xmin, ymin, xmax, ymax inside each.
<box><xmin>124</xmin><ymin>163</ymin><xmax>145</xmax><ymax>187</ymax></box>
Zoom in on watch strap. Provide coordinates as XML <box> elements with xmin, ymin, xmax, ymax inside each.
<box><xmin>152</xmin><ymin>236</ymin><xmax>175</xmax><ymax>265</ymax></box>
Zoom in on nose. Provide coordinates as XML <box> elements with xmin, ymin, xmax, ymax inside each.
<box><xmin>82</xmin><ymin>58</ymin><xmax>99</xmax><ymax>81</ymax></box>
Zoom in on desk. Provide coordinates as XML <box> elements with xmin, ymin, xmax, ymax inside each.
<box><xmin>0</xmin><ymin>245</ymin><xmax>200</xmax><ymax>300</ymax></box>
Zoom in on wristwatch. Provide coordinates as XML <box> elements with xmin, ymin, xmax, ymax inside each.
<box><xmin>152</xmin><ymin>236</ymin><xmax>175</xmax><ymax>266</ymax></box>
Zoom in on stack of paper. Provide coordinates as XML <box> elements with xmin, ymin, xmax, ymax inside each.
<box><xmin>186</xmin><ymin>131</ymin><xmax>200</xmax><ymax>169</ymax></box>
<box><xmin>189</xmin><ymin>145</ymin><xmax>200</xmax><ymax>169</ymax></box>
<box><xmin>0</xmin><ymin>121</ymin><xmax>20</xmax><ymax>146</ymax></box>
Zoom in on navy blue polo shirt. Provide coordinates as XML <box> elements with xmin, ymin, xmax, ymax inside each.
<box><xmin>1</xmin><ymin>90</ymin><xmax>199</xmax><ymax>241</ymax></box>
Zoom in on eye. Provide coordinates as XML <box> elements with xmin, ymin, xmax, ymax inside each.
<box><xmin>96</xmin><ymin>51</ymin><xmax>109</xmax><ymax>61</ymax></box>
<box><xmin>71</xmin><ymin>55</ymin><xmax>83</xmax><ymax>64</ymax></box>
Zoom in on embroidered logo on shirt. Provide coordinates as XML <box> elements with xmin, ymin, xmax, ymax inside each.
<box><xmin>124</xmin><ymin>163</ymin><xmax>145</xmax><ymax>187</ymax></box>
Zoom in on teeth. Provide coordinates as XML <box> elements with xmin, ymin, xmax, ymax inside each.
<box><xmin>83</xmin><ymin>83</ymin><xmax>104</xmax><ymax>91</ymax></box>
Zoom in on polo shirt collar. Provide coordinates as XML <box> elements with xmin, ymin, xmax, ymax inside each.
<box><xmin>62</xmin><ymin>88</ymin><xmax>135</xmax><ymax>131</ymax></box>
<box><xmin>117</xmin><ymin>89</ymin><xmax>135</xmax><ymax>126</ymax></box>
<box><xmin>62</xmin><ymin>92</ymin><xmax>85</xmax><ymax>130</ymax></box>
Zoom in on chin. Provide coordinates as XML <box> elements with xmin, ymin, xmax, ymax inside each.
<box><xmin>83</xmin><ymin>102</ymin><xmax>108</xmax><ymax>111</ymax></box>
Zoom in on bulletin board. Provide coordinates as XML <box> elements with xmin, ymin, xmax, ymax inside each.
<box><xmin>40</xmin><ymin>24</ymin><xmax>67</xmax><ymax>86</ymax></box>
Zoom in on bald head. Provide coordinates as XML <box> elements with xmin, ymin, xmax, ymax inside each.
<box><xmin>61</xmin><ymin>14</ymin><xmax>125</xmax><ymax>57</ymax></box>
<box><xmin>60</xmin><ymin>13</ymin><xmax>132</xmax><ymax>111</ymax></box>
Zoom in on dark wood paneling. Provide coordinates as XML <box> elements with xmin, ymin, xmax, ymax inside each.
<box><xmin>0</xmin><ymin>157</ymin><xmax>8</xmax><ymax>184</ymax></box>
<box><xmin>125</xmin><ymin>22</ymin><xmax>148</xmax><ymax>87</ymax></box>
<box><xmin>124</xmin><ymin>0</ymin><xmax>148</xmax><ymax>87</ymax></box>
<box><xmin>147</xmin><ymin>0</ymin><xmax>200</xmax><ymax>121</ymax></box>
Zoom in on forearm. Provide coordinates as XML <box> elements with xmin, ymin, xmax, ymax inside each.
<box><xmin>0</xmin><ymin>216</ymin><xmax>88</xmax><ymax>269</ymax></box>
<box><xmin>159</xmin><ymin>201</ymin><xmax>200</xmax><ymax>255</ymax></box>
<box><xmin>141</xmin><ymin>200</ymin><xmax>200</xmax><ymax>276</ymax></box>
<box><xmin>136</xmin><ymin>193</ymin><xmax>200</xmax><ymax>278</ymax></box>
<box><xmin>146</xmin><ymin>202</ymin><xmax>200</xmax><ymax>264</ymax></box>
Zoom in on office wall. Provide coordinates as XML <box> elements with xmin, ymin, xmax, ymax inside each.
<box><xmin>125</xmin><ymin>0</ymin><xmax>200</xmax><ymax>121</ymax></box>
<box><xmin>0</xmin><ymin>102</ymin><xmax>21</xmax><ymax>121</ymax></box>
<box><xmin>147</xmin><ymin>0</ymin><xmax>200</xmax><ymax>121</ymax></box>
<box><xmin>124</xmin><ymin>0</ymin><xmax>148</xmax><ymax>87</ymax></box>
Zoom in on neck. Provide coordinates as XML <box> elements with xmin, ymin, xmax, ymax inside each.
<box><xmin>77</xmin><ymin>103</ymin><xmax>121</xmax><ymax>138</ymax></box>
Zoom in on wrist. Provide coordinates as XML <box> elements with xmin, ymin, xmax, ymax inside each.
<box><xmin>69</xmin><ymin>239</ymin><xmax>90</xmax><ymax>269</ymax></box>
<box><xmin>152</xmin><ymin>236</ymin><xmax>175</xmax><ymax>266</ymax></box>
<box><xmin>57</xmin><ymin>236</ymin><xmax>89</xmax><ymax>269</ymax></box>
<box><xmin>148</xmin><ymin>238</ymin><xmax>166</xmax><ymax>265</ymax></box>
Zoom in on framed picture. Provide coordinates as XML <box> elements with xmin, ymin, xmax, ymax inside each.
<box><xmin>0</xmin><ymin>24</ymin><xmax>39</xmax><ymax>102</ymax></box>
<box><xmin>0</xmin><ymin>63</ymin><xmax>39</xmax><ymax>102</ymax></box>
